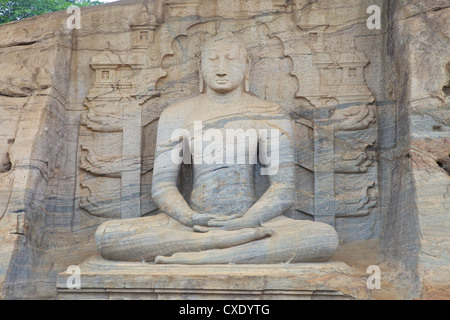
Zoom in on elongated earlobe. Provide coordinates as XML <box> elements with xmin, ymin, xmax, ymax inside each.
<box><xmin>244</xmin><ymin>58</ymin><xmax>251</xmax><ymax>92</ymax></box>
<box><xmin>199</xmin><ymin>74</ymin><xmax>205</xmax><ymax>93</ymax></box>
<box><xmin>199</xmin><ymin>59</ymin><xmax>206</xmax><ymax>93</ymax></box>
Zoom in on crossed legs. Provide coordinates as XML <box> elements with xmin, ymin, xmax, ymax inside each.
<box><xmin>95</xmin><ymin>214</ymin><xmax>338</xmax><ymax>264</ymax></box>
<box><xmin>155</xmin><ymin>216</ymin><xmax>339</xmax><ymax>264</ymax></box>
<box><xmin>95</xmin><ymin>214</ymin><xmax>273</xmax><ymax>262</ymax></box>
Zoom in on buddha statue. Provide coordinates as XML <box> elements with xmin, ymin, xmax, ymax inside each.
<box><xmin>95</xmin><ymin>32</ymin><xmax>339</xmax><ymax>264</ymax></box>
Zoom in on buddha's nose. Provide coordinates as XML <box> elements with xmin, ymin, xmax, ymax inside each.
<box><xmin>217</xmin><ymin>60</ymin><xmax>227</xmax><ymax>76</ymax></box>
<box><xmin>216</xmin><ymin>68</ymin><xmax>227</xmax><ymax>77</ymax></box>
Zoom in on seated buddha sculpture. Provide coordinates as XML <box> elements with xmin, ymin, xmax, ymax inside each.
<box><xmin>95</xmin><ymin>32</ymin><xmax>339</xmax><ymax>264</ymax></box>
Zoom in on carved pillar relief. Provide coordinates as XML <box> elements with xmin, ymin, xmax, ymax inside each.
<box><xmin>78</xmin><ymin>47</ymin><xmax>129</xmax><ymax>218</ymax></box>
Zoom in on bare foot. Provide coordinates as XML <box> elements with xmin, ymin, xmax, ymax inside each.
<box><xmin>155</xmin><ymin>255</ymin><xmax>169</xmax><ymax>264</ymax></box>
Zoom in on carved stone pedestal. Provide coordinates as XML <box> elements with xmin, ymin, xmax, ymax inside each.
<box><xmin>56</xmin><ymin>257</ymin><xmax>369</xmax><ymax>300</ymax></box>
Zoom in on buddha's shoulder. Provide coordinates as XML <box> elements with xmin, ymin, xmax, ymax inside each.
<box><xmin>244</xmin><ymin>94</ymin><xmax>289</xmax><ymax>115</ymax></box>
<box><xmin>160</xmin><ymin>96</ymin><xmax>202</xmax><ymax>119</ymax></box>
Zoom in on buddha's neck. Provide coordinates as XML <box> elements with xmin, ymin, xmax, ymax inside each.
<box><xmin>205</xmin><ymin>86</ymin><xmax>244</xmax><ymax>105</ymax></box>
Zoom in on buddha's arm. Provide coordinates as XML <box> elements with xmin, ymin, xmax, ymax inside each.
<box><xmin>207</xmin><ymin>116</ymin><xmax>296</xmax><ymax>231</ymax></box>
<box><xmin>151</xmin><ymin>108</ymin><xmax>196</xmax><ymax>228</ymax></box>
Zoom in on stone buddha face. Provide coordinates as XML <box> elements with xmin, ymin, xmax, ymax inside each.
<box><xmin>200</xmin><ymin>33</ymin><xmax>250</xmax><ymax>94</ymax></box>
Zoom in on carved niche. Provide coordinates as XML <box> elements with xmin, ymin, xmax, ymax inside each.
<box><xmin>78</xmin><ymin>0</ymin><xmax>381</xmax><ymax>243</ymax></box>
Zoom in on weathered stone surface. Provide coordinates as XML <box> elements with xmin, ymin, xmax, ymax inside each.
<box><xmin>380</xmin><ymin>0</ymin><xmax>450</xmax><ymax>299</ymax></box>
<box><xmin>0</xmin><ymin>0</ymin><xmax>448</xmax><ymax>299</ymax></box>
<box><xmin>56</xmin><ymin>257</ymin><xmax>369</xmax><ymax>300</ymax></box>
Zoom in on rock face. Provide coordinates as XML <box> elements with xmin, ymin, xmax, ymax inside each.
<box><xmin>0</xmin><ymin>0</ymin><xmax>448</xmax><ymax>299</ymax></box>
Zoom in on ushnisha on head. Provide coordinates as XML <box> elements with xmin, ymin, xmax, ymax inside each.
<box><xmin>199</xmin><ymin>32</ymin><xmax>250</xmax><ymax>94</ymax></box>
